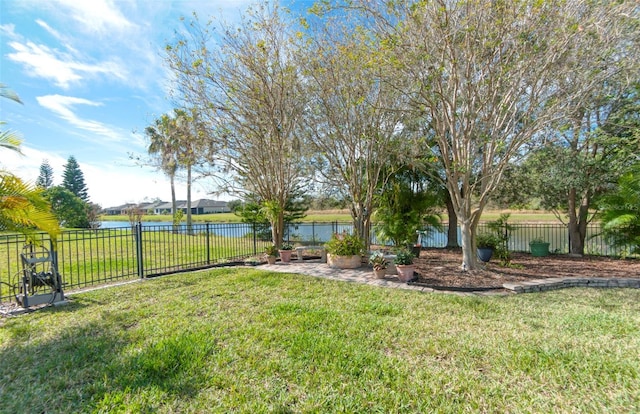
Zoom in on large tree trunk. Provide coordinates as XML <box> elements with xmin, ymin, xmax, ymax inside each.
<box><xmin>458</xmin><ymin>216</ymin><xmax>477</xmax><ymax>271</ymax></box>
<box><xmin>567</xmin><ymin>188</ymin><xmax>589</xmax><ymax>255</ymax></box>
<box><xmin>186</xmin><ymin>165</ymin><xmax>193</xmax><ymax>235</ymax></box>
<box><xmin>170</xmin><ymin>174</ymin><xmax>178</xmax><ymax>233</ymax></box>
<box><xmin>351</xmin><ymin>201</ymin><xmax>372</xmax><ymax>251</ymax></box>
<box><xmin>271</xmin><ymin>210</ymin><xmax>284</xmax><ymax>248</ymax></box>
<box><xmin>445</xmin><ymin>194</ymin><xmax>459</xmax><ymax>248</ymax></box>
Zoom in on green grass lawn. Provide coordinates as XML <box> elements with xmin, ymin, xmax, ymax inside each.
<box><xmin>100</xmin><ymin>209</ymin><xmax>562</xmax><ymax>224</ymax></box>
<box><xmin>2</xmin><ymin>268</ymin><xmax>638</xmax><ymax>412</ymax></box>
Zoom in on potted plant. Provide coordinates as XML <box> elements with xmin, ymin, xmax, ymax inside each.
<box><xmin>264</xmin><ymin>245</ymin><xmax>279</xmax><ymax>264</ymax></box>
<box><xmin>529</xmin><ymin>237</ymin><xmax>550</xmax><ymax>257</ymax></box>
<box><xmin>394</xmin><ymin>248</ymin><xmax>416</xmax><ymax>282</ymax></box>
<box><xmin>476</xmin><ymin>232</ymin><xmax>500</xmax><ymax>263</ymax></box>
<box><xmin>279</xmin><ymin>242</ymin><xmax>294</xmax><ymax>263</ymax></box>
<box><xmin>368</xmin><ymin>251</ymin><xmax>388</xmax><ymax>279</ymax></box>
<box><xmin>325</xmin><ymin>232</ymin><xmax>364</xmax><ymax>269</ymax></box>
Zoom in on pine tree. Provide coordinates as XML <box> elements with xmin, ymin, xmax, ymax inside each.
<box><xmin>62</xmin><ymin>156</ymin><xmax>89</xmax><ymax>202</ymax></box>
<box><xmin>35</xmin><ymin>159</ymin><xmax>54</xmax><ymax>189</ymax></box>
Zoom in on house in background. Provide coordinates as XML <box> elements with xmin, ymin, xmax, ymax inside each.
<box><xmin>103</xmin><ymin>201</ymin><xmax>168</xmax><ymax>215</ymax></box>
<box><xmin>103</xmin><ymin>203</ymin><xmax>136</xmax><ymax>215</ymax></box>
<box><xmin>105</xmin><ymin>199</ymin><xmax>230</xmax><ymax>215</ymax></box>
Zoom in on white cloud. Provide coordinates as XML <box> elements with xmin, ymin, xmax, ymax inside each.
<box><xmin>0</xmin><ymin>23</ymin><xmax>17</xmax><ymax>38</ymax></box>
<box><xmin>37</xmin><ymin>94</ymin><xmax>125</xmax><ymax>142</ymax></box>
<box><xmin>35</xmin><ymin>19</ymin><xmax>63</xmax><ymax>41</ymax></box>
<box><xmin>51</xmin><ymin>0</ymin><xmax>136</xmax><ymax>35</ymax></box>
<box><xmin>6</xmin><ymin>40</ymin><xmax>128</xmax><ymax>89</ymax></box>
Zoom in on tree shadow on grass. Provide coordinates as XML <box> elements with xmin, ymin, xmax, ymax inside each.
<box><xmin>0</xmin><ymin>300</ymin><xmax>217</xmax><ymax>413</ymax></box>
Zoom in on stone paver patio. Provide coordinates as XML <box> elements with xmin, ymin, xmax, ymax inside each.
<box><xmin>259</xmin><ymin>260</ymin><xmax>509</xmax><ymax>296</ymax></box>
<box><xmin>259</xmin><ymin>260</ymin><xmax>640</xmax><ymax>296</ymax></box>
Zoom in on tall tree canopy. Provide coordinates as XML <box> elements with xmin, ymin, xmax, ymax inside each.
<box><xmin>62</xmin><ymin>156</ymin><xmax>89</xmax><ymax>202</ymax></box>
<box><xmin>355</xmin><ymin>0</ymin><xmax>640</xmax><ymax>269</ymax></box>
<box><xmin>300</xmin><ymin>13</ymin><xmax>412</xmax><ymax>248</ymax></box>
<box><xmin>146</xmin><ymin>112</ymin><xmax>180</xmax><ymax>226</ymax></box>
<box><xmin>165</xmin><ymin>3</ymin><xmax>308</xmax><ymax>247</ymax></box>
<box><xmin>45</xmin><ymin>186</ymin><xmax>90</xmax><ymax>229</ymax></box>
<box><xmin>145</xmin><ymin>108</ymin><xmax>206</xmax><ymax>231</ymax></box>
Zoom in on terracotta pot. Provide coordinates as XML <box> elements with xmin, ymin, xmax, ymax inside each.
<box><xmin>327</xmin><ymin>254</ymin><xmax>361</xmax><ymax>269</ymax></box>
<box><xmin>373</xmin><ymin>268</ymin><xmax>386</xmax><ymax>279</ymax></box>
<box><xmin>396</xmin><ymin>264</ymin><xmax>416</xmax><ymax>282</ymax></box>
<box><xmin>266</xmin><ymin>255</ymin><xmax>277</xmax><ymax>265</ymax></box>
<box><xmin>279</xmin><ymin>250</ymin><xmax>293</xmax><ymax>263</ymax></box>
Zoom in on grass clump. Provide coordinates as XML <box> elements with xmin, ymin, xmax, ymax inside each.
<box><xmin>1</xmin><ymin>269</ymin><xmax>639</xmax><ymax>412</ymax></box>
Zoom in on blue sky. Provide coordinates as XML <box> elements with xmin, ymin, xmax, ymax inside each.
<box><xmin>1</xmin><ymin>0</ymin><xmax>309</xmax><ymax>207</ymax></box>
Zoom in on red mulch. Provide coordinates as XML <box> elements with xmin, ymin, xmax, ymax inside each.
<box><xmin>412</xmin><ymin>248</ymin><xmax>640</xmax><ymax>289</ymax></box>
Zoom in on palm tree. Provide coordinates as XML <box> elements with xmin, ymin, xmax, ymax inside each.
<box><xmin>1</xmin><ymin>83</ymin><xmax>23</xmax><ymax>154</ymax></box>
<box><xmin>599</xmin><ymin>165</ymin><xmax>640</xmax><ymax>254</ymax></box>
<box><xmin>146</xmin><ymin>113</ymin><xmax>180</xmax><ymax>228</ymax></box>
<box><xmin>0</xmin><ymin>84</ymin><xmax>60</xmax><ymax>242</ymax></box>
<box><xmin>0</xmin><ymin>172</ymin><xmax>60</xmax><ymax>242</ymax></box>
<box><xmin>146</xmin><ymin>108</ymin><xmax>205</xmax><ymax>233</ymax></box>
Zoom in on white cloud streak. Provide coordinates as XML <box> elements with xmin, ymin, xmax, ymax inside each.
<box><xmin>6</xmin><ymin>40</ymin><xmax>128</xmax><ymax>89</ymax></box>
<box><xmin>51</xmin><ymin>0</ymin><xmax>136</xmax><ymax>35</ymax></box>
<box><xmin>37</xmin><ymin>94</ymin><xmax>125</xmax><ymax>142</ymax></box>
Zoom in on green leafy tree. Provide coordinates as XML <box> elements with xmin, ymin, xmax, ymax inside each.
<box><xmin>62</xmin><ymin>156</ymin><xmax>89</xmax><ymax>202</ymax></box>
<box><xmin>45</xmin><ymin>186</ymin><xmax>90</xmax><ymax>228</ymax></box>
<box><xmin>36</xmin><ymin>159</ymin><xmax>54</xmax><ymax>189</ymax></box>
<box><xmin>234</xmin><ymin>193</ymin><xmax>309</xmax><ymax>242</ymax></box>
<box><xmin>598</xmin><ymin>165</ymin><xmax>640</xmax><ymax>255</ymax></box>
<box><xmin>300</xmin><ymin>13</ymin><xmax>410</xmax><ymax>251</ymax></box>
<box><xmin>352</xmin><ymin>0</ymin><xmax>639</xmax><ymax>269</ymax></box>
<box><xmin>373</xmin><ymin>167</ymin><xmax>442</xmax><ymax>247</ymax></box>
<box><xmin>165</xmin><ymin>4</ymin><xmax>308</xmax><ymax>247</ymax></box>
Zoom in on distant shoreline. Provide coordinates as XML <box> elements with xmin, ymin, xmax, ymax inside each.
<box><xmin>100</xmin><ymin>209</ymin><xmax>562</xmax><ymax>224</ymax></box>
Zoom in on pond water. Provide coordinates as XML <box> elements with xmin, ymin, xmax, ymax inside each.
<box><xmin>98</xmin><ymin>221</ymin><xmax>618</xmax><ymax>256</ymax></box>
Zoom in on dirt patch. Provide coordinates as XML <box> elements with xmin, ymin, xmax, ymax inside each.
<box><xmin>412</xmin><ymin>248</ymin><xmax>640</xmax><ymax>289</ymax></box>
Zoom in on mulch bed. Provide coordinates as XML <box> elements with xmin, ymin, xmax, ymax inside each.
<box><xmin>411</xmin><ymin>248</ymin><xmax>640</xmax><ymax>290</ymax></box>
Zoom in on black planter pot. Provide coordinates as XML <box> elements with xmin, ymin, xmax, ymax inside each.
<box><xmin>477</xmin><ymin>247</ymin><xmax>494</xmax><ymax>263</ymax></box>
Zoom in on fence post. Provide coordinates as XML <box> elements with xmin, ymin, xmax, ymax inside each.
<box><xmin>135</xmin><ymin>222</ymin><xmax>144</xmax><ymax>279</ymax></box>
<box><xmin>206</xmin><ymin>223</ymin><xmax>211</xmax><ymax>265</ymax></box>
<box><xmin>252</xmin><ymin>223</ymin><xmax>258</xmax><ymax>256</ymax></box>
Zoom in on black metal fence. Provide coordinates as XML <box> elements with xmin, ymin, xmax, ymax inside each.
<box><xmin>0</xmin><ymin>223</ymin><xmax>271</xmax><ymax>303</ymax></box>
<box><xmin>423</xmin><ymin>222</ymin><xmax>627</xmax><ymax>257</ymax></box>
<box><xmin>0</xmin><ymin>220</ymin><xmax>631</xmax><ymax>303</ymax></box>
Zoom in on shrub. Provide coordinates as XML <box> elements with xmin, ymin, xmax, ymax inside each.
<box><xmin>394</xmin><ymin>248</ymin><xmax>415</xmax><ymax>265</ymax></box>
<box><xmin>368</xmin><ymin>251</ymin><xmax>388</xmax><ymax>270</ymax></box>
<box><xmin>325</xmin><ymin>232</ymin><xmax>364</xmax><ymax>256</ymax></box>
<box><xmin>476</xmin><ymin>233</ymin><xmax>500</xmax><ymax>249</ymax></box>
<box><xmin>280</xmin><ymin>243</ymin><xmax>294</xmax><ymax>250</ymax></box>
<box><xmin>264</xmin><ymin>245</ymin><xmax>279</xmax><ymax>257</ymax></box>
